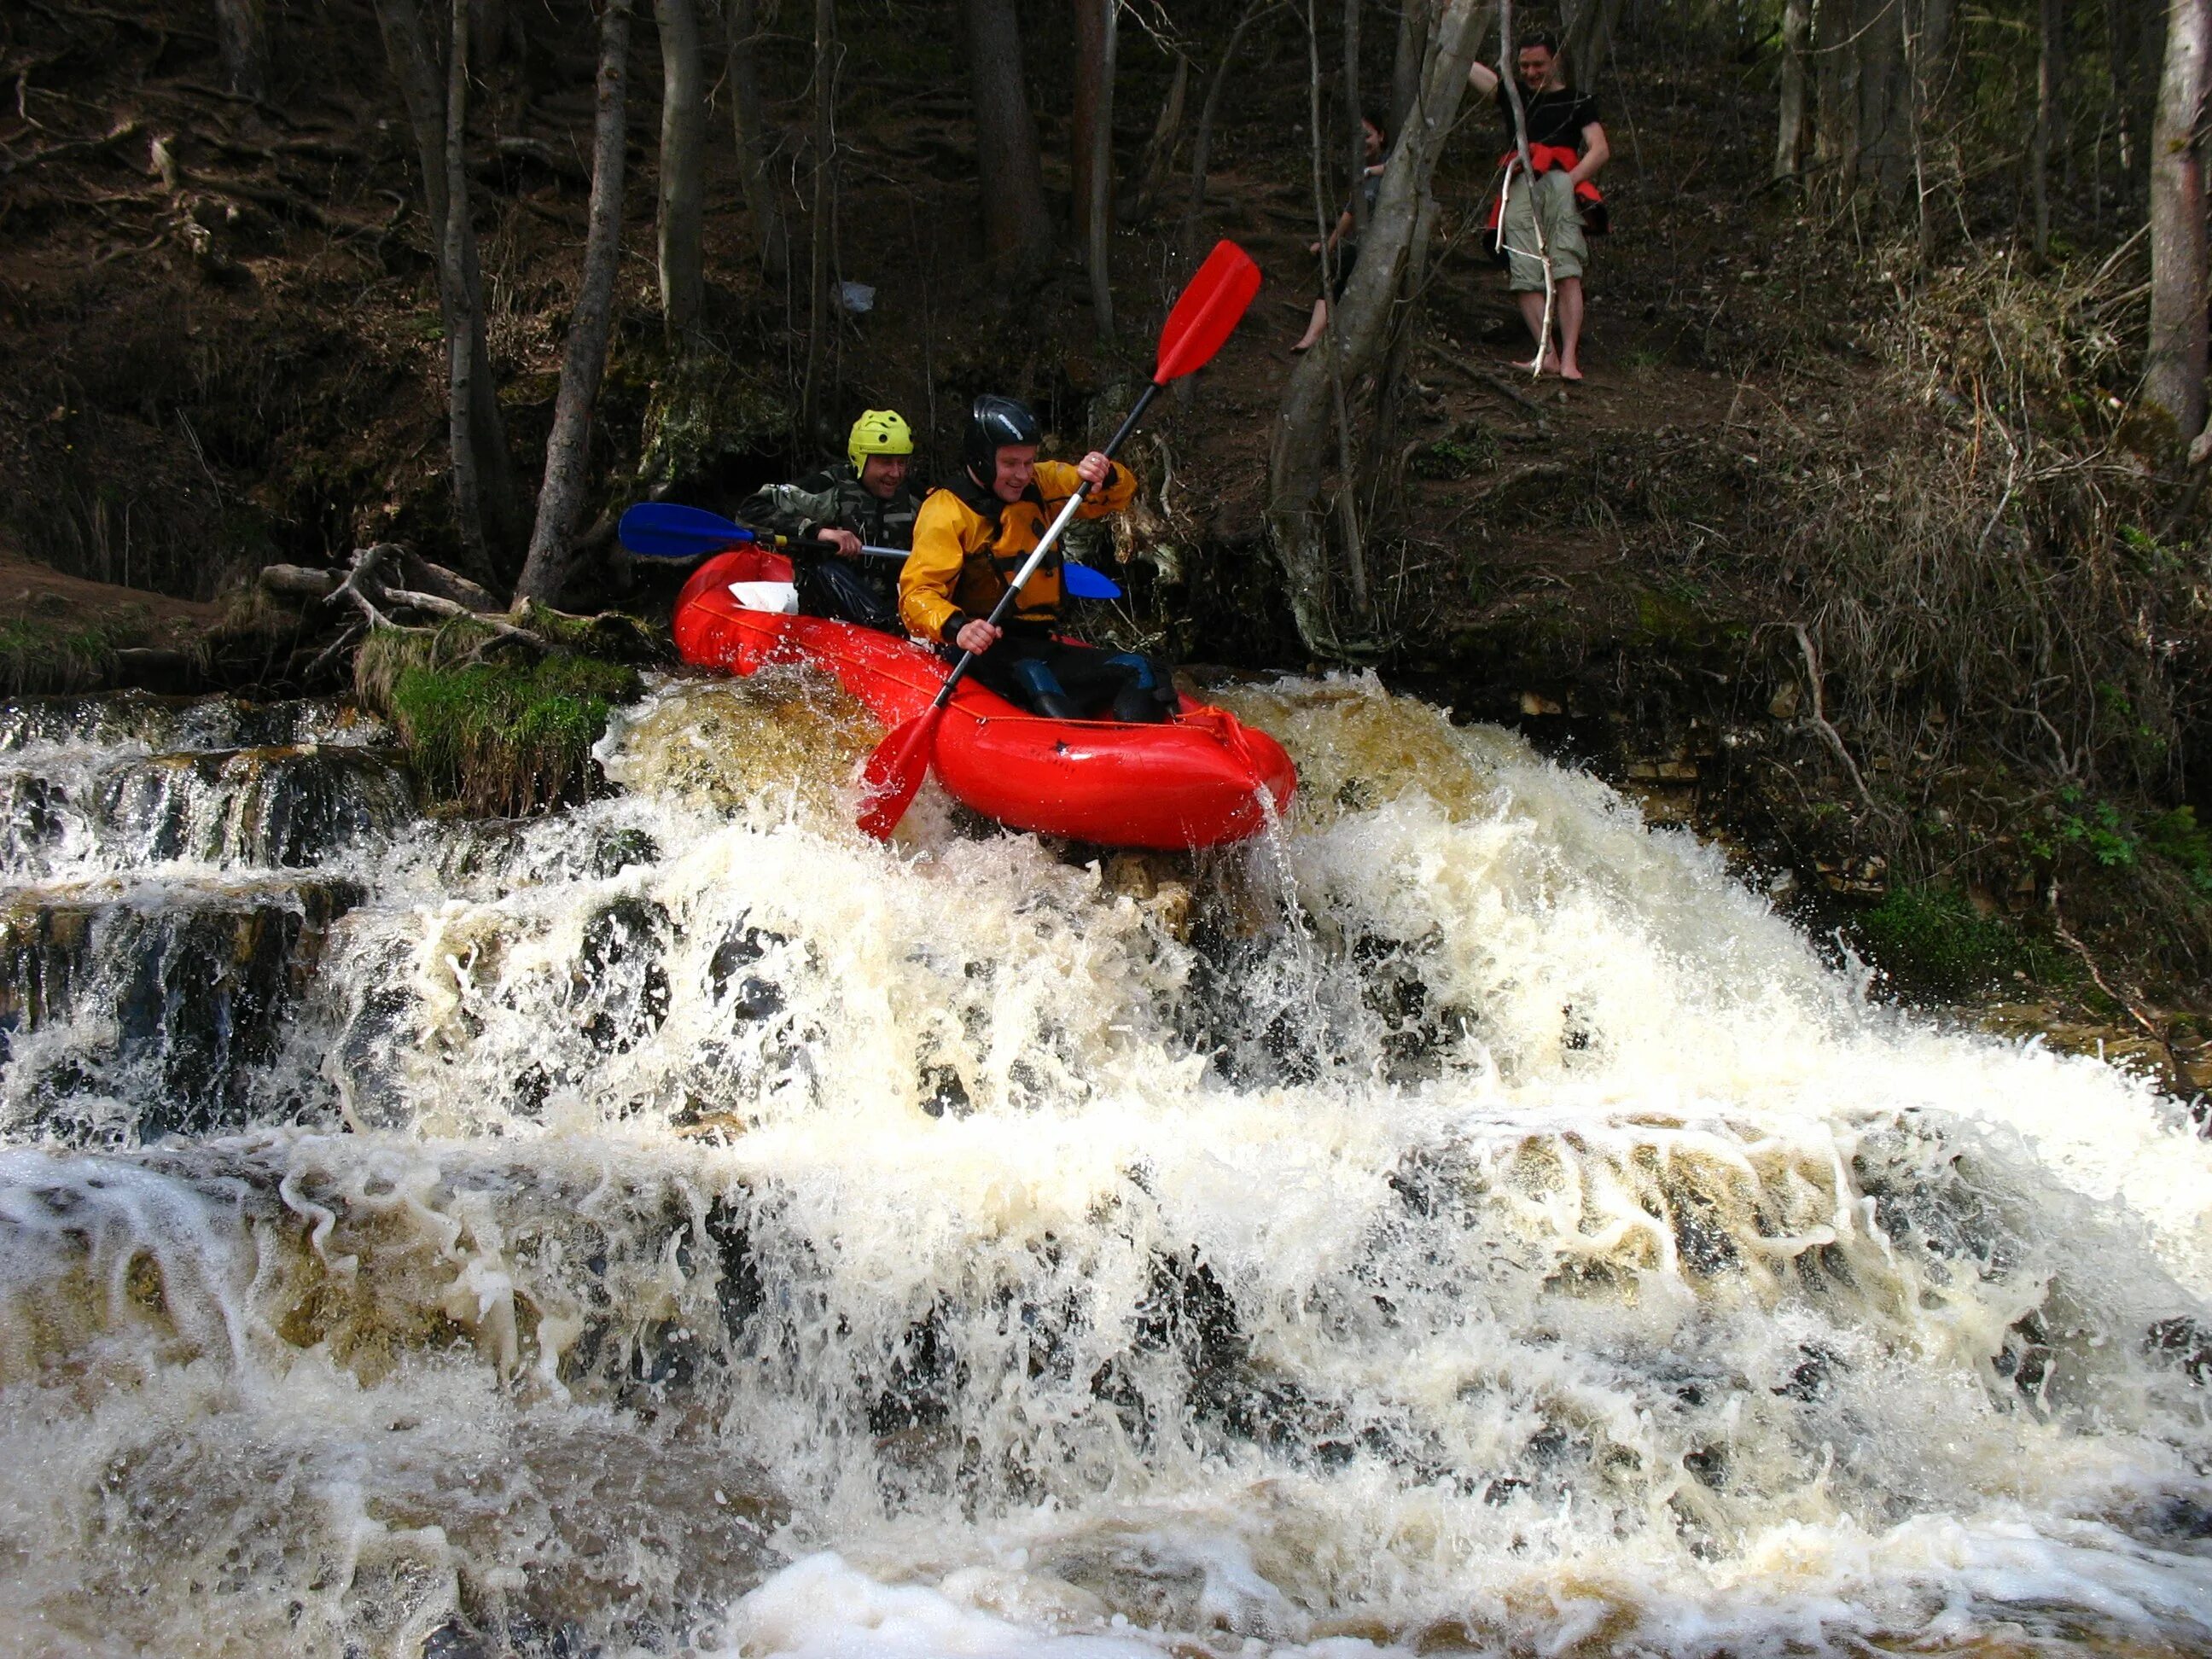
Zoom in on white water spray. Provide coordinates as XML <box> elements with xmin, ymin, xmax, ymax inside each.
<box><xmin>1</xmin><ymin>671</ymin><xmax>2209</xmax><ymax>1656</ymax></box>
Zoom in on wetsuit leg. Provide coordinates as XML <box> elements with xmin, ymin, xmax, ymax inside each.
<box><xmin>962</xmin><ymin>637</ymin><xmax>1176</xmax><ymax>722</ymax></box>
<box><xmin>1099</xmin><ymin>653</ymin><xmax>1177</xmax><ymax>724</ymax></box>
<box><xmin>794</xmin><ymin>556</ymin><xmax>899</xmax><ymax>632</ymax></box>
<box><xmin>1008</xmin><ymin>657</ymin><xmax>1085</xmax><ymax>720</ymax></box>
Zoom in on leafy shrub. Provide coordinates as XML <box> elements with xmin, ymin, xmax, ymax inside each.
<box><xmin>2145</xmin><ymin>806</ymin><xmax>2212</xmax><ymax>897</ymax></box>
<box><xmin>1857</xmin><ymin>884</ymin><xmax>2040</xmax><ymax>996</ymax></box>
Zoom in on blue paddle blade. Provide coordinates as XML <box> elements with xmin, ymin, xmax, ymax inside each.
<box><xmin>619</xmin><ymin>502</ymin><xmax>759</xmax><ymax>559</ymax></box>
<box><xmin>1062</xmin><ymin>561</ymin><xmax>1124</xmax><ymax>600</ymax></box>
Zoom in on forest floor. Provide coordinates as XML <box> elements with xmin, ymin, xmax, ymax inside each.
<box><xmin>3</xmin><ymin>0</ymin><xmax>2208</xmax><ymax>1091</ymax></box>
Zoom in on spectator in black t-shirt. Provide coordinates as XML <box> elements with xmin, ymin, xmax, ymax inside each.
<box><xmin>1292</xmin><ymin>115</ymin><xmax>1388</xmax><ymax>354</ymax></box>
<box><xmin>1469</xmin><ymin>32</ymin><xmax>1610</xmax><ymax>380</ymax></box>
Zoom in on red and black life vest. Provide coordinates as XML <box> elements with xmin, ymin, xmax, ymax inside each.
<box><xmin>1482</xmin><ymin>143</ymin><xmax>1609</xmax><ymax>240</ymax></box>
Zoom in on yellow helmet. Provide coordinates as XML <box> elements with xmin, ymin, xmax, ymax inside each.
<box><xmin>847</xmin><ymin>409</ymin><xmax>914</xmax><ymax>472</ymax></box>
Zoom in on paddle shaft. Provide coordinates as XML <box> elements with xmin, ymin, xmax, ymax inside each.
<box><xmin>927</xmin><ymin>381</ymin><xmax>1161</xmax><ymax>713</ymax></box>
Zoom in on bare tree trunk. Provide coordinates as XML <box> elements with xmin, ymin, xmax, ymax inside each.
<box><xmin>725</xmin><ymin>0</ymin><xmax>789</xmax><ymax>279</ymax></box>
<box><xmin>1266</xmin><ymin>0</ymin><xmax>1487</xmax><ymax>654</ymax></box>
<box><xmin>964</xmin><ymin>0</ymin><xmax>1053</xmax><ymax>284</ymax></box>
<box><xmin>2148</xmin><ymin>0</ymin><xmax>2211</xmax><ymax>439</ymax></box>
<box><xmin>1498</xmin><ymin>0</ymin><xmax>1556</xmax><ymax>365</ymax></box>
<box><xmin>1813</xmin><ymin>0</ymin><xmax>1869</xmax><ymax>201</ymax></box>
<box><xmin>1563</xmin><ymin>0</ymin><xmax>1621</xmax><ymax>84</ymax></box>
<box><xmin>470</xmin><ymin>0</ymin><xmax>507</xmax><ymax>73</ymax></box>
<box><xmin>656</xmin><ymin>0</ymin><xmax>706</xmax><ymax>344</ymax></box>
<box><xmin>370</xmin><ymin>0</ymin><xmax>523</xmax><ymax>579</ymax></box>
<box><xmin>1344</xmin><ymin>0</ymin><xmax>1368</xmax><ymax>236</ymax></box>
<box><xmin>1072</xmin><ymin>0</ymin><xmax>1117</xmax><ymax>338</ymax></box>
<box><xmin>514</xmin><ymin>0</ymin><xmax>634</xmax><ymax>608</ymax></box>
<box><xmin>1390</xmin><ymin>0</ymin><xmax>1432</xmax><ymax>136</ymax></box>
<box><xmin>2032</xmin><ymin>0</ymin><xmax>2064</xmax><ymax>252</ymax></box>
<box><xmin>1856</xmin><ymin>0</ymin><xmax>1906</xmax><ymax>198</ymax></box>
<box><xmin>1182</xmin><ymin>0</ymin><xmax>1272</xmax><ymax>272</ymax></box>
<box><xmin>215</xmin><ymin>0</ymin><xmax>269</xmax><ymax>100</ymax></box>
<box><xmin>802</xmin><ymin>0</ymin><xmax>835</xmax><ymax>429</ymax></box>
<box><xmin>1775</xmin><ymin>0</ymin><xmax>1808</xmax><ymax>182</ymax></box>
<box><xmin>2110</xmin><ymin>0</ymin><xmax>2138</xmax><ymax>183</ymax></box>
<box><xmin>443</xmin><ymin>0</ymin><xmax>489</xmax><ymax>577</ymax></box>
<box><xmin>1902</xmin><ymin>0</ymin><xmax>1952</xmax><ymax>256</ymax></box>
<box><xmin>1306</xmin><ymin>0</ymin><xmax>1367</xmax><ymax>620</ymax></box>
<box><xmin>1121</xmin><ymin>52</ymin><xmax>1188</xmax><ymax>221</ymax></box>
<box><xmin>1074</xmin><ymin>0</ymin><xmax>1107</xmax><ymax>254</ymax></box>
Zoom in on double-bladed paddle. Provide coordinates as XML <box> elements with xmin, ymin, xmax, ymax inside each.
<box><xmin>615</xmin><ymin>502</ymin><xmax>1125</xmax><ymax>599</ymax></box>
<box><xmin>856</xmin><ymin>239</ymin><xmax>1264</xmax><ymax>842</ymax></box>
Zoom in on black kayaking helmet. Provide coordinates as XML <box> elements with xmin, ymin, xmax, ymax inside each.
<box><xmin>963</xmin><ymin>394</ymin><xmax>1043</xmax><ymax>485</ymax></box>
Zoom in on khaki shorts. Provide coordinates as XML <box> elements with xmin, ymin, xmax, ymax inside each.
<box><xmin>1499</xmin><ymin>167</ymin><xmax>1587</xmax><ymax>290</ymax></box>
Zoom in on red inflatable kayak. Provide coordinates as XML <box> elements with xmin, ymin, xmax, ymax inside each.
<box><xmin>672</xmin><ymin>549</ymin><xmax>1295</xmax><ymax>848</ymax></box>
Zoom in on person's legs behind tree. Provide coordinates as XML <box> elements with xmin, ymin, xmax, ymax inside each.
<box><xmin>793</xmin><ymin>553</ymin><xmax>899</xmax><ymax>632</ymax></box>
<box><xmin>1500</xmin><ymin>167</ymin><xmax>1588</xmax><ymax>375</ymax></box>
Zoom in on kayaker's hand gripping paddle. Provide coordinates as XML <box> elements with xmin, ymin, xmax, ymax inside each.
<box><xmin>857</xmin><ymin>239</ymin><xmax>1264</xmax><ymax>842</ymax></box>
<box><xmin>614</xmin><ymin>502</ymin><xmax>1124</xmax><ymax>599</ymax></box>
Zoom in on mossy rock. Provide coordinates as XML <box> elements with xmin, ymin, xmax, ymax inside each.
<box><xmin>363</xmin><ymin>631</ymin><xmax>642</xmax><ymax>818</ymax></box>
<box><xmin>636</xmin><ymin>353</ymin><xmax>793</xmax><ymax>491</ymax></box>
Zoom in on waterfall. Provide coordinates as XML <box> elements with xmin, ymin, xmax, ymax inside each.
<box><xmin>2</xmin><ymin>671</ymin><xmax>2208</xmax><ymax>1656</ymax></box>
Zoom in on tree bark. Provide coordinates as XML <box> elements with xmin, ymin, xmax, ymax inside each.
<box><xmin>1091</xmin><ymin>0</ymin><xmax>1118</xmax><ymax>337</ymax></box>
<box><xmin>1389</xmin><ymin>0</ymin><xmax>1432</xmax><ymax>137</ymax></box>
<box><xmin>370</xmin><ymin>0</ymin><xmax>524</xmax><ymax>577</ymax></box>
<box><xmin>1905</xmin><ymin>0</ymin><xmax>1954</xmax><ymax>256</ymax></box>
<box><xmin>1856</xmin><ymin>0</ymin><xmax>1906</xmax><ymax>196</ymax></box>
<box><xmin>963</xmin><ymin>0</ymin><xmax>1052</xmax><ymax>284</ymax></box>
<box><xmin>215</xmin><ymin>0</ymin><xmax>269</xmax><ymax>100</ymax></box>
<box><xmin>1344</xmin><ymin>0</ymin><xmax>1367</xmax><ymax>236</ymax></box>
<box><xmin>1774</xmin><ymin>0</ymin><xmax>1808</xmax><ymax>182</ymax></box>
<box><xmin>1182</xmin><ymin>0</ymin><xmax>1273</xmax><ymax>273</ymax></box>
<box><xmin>725</xmin><ymin>0</ymin><xmax>789</xmax><ymax>279</ymax></box>
<box><xmin>470</xmin><ymin>0</ymin><xmax>507</xmax><ymax>73</ymax></box>
<box><xmin>802</xmin><ymin>0</ymin><xmax>835</xmax><ymax>430</ymax></box>
<box><xmin>1266</xmin><ymin>0</ymin><xmax>1487</xmax><ymax>654</ymax></box>
<box><xmin>443</xmin><ymin>0</ymin><xmax>489</xmax><ymax>577</ymax></box>
<box><xmin>655</xmin><ymin>0</ymin><xmax>706</xmax><ymax>344</ymax></box>
<box><xmin>2032</xmin><ymin>0</ymin><xmax>2064</xmax><ymax>252</ymax></box>
<box><xmin>514</xmin><ymin>0</ymin><xmax>635</xmax><ymax>608</ymax></box>
<box><xmin>1563</xmin><ymin>0</ymin><xmax>1621</xmax><ymax>84</ymax></box>
<box><xmin>2148</xmin><ymin>0</ymin><xmax>2212</xmax><ymax>439</ymax></box>
<box><xmin>1121</xmin><ymin>51</ymin><xmax>1188</xmax><ymax>221</ymax></box>
<box><xmin>1074</xmin><ymin>0</ymin><xmax>1108</xmax><ymax>251</ymax></box>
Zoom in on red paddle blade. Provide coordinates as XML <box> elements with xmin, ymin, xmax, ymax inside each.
<box><xmin>1153</xmin><ymin>241</ymin><xmax>1262</xmax><ymax>384</ymax></box>
<box><xmin>857</xmin><ymin>707</ymin><xmax>945</xmax><ymax>841</ymax></box>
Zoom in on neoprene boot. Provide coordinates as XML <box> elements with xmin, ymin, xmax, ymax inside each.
<box><xmin>1011</xmin><ymin>658</ymin><xmax>1085</xmax><ymax>721</ymax></box>
<box><xmin>1103</xmin><ymin>654</ymin><xmax>1174</xmax><ymax>724</ymax></box>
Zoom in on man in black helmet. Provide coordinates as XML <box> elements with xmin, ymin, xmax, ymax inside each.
<box><xmin>899</xmin><ymin>396</ymin><xmax>1175</xmax><ymax>723</ymax></box>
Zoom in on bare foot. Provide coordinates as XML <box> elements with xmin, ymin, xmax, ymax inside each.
<box><xmin>1521</xmin><ymin>349</ymin><xmax>1560</xmax><ymax>375</ymax></box>
<box><xmin>1558</xmin><ymin>358</ymin><xmax>1584</xmax><ymax>381</ymax></box>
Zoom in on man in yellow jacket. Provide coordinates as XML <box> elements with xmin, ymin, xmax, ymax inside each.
<box><xmin>899</xmin><ymin>395</ymin><xmax>1175</xmax><ymax>723</ymax></box>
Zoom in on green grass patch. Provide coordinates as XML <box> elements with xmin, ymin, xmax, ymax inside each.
<box><xmin>0</xmin><ymin>613</ymin><xmax>137</xmax><ymax>695</ymax></box>
<box><xmin>359</xmin><ymin>624</ymin><xmax>641</xmax><ymax>817</ymax></box>
<box><xmin>1856</xmin><ymin>882</ymin><xmax>2063</xmax><ymax>996</ymax></box>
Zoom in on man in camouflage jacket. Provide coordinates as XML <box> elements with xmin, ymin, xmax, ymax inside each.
<box><xmin>735</xmin><ymin>409</ymin><xmax>920</xmax><ymax>632</ymax></box>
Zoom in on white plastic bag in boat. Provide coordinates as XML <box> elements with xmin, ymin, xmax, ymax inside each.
<box><xmin>730</xmin><ymin>581</ymin><xmax>799</xmax><ymax>614</ymax></box>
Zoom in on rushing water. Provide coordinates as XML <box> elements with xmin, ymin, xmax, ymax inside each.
<box><xmin>1</xmin><ymin>672</ymin><xmax>2208</xmax><ymax>1657</ymax></box>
